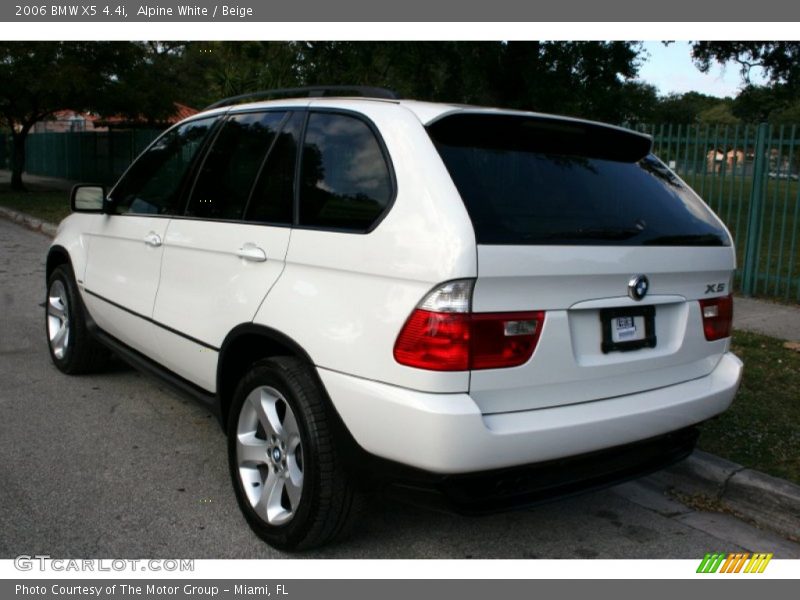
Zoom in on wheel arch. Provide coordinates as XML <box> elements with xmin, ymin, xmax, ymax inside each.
<box><xmin>46</xmin><ymin>245</ymin><xmax>74</xmax><ymax>282</ymax></box>
<box><xmin>216</xmin><ymin>324</ymin><xmax>316</xmax><ymax>429</ymax></box>
<box><xmin>217</xmin><ymin>323</ymin><xmax>371</xmax><ymax>487</ymax></box>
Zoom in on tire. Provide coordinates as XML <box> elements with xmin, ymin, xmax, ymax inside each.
<box><xmin>227</xmin><ymin>357</ymin><xmax>361</xmax><ymax>551</ymax></box>
<box><xmin>45</xmin><ymin>264</ymin><xmax>110</xmax><ymax>374</ymax></box>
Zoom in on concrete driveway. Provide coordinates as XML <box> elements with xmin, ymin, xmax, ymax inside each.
<box><xmin>1</xmin><ymin>217</ymin><xmax>798</xmax><ymax>559</ymax></box>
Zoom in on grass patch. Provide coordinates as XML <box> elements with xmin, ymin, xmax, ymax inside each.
<box><xmin>698</xmin><ymin>329</ymin><xmax>800</xmax><ymax>485</ymax></box>
<box><xmin>0</xmin><ymin>189</ymin><xmax>71</xmax><ymax>224</ymax></box>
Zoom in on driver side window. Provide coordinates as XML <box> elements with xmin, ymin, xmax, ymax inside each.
<box><xmin>110</xmin><ymin>117</ymin><xmax>217</xmax><ymax>215</ymax></box>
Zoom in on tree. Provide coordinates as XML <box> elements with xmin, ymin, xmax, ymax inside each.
<box><xmin>292</xmin><ymin>41</ymin><xmax>645</xmax><ymax>123</ymax></box>
<box><xmin>650</xmin><ymin>92</ymin><xmax>721</xmax><ymax>124</ymax></box>
<box><xmin>731</xmin><ymin>85</ymin><xmax>789</xmax><ymax>123</ymax></box>
<box><xmin>691</xmin><ymin>42</ymin><xmax>800</xmax><ymax>92</ymax></box>
<box><xmin>617</xmin><ymin>81</ymin><xmax>659</xmax><ymax>125</ymax></box>
<box><xmin>0</xmin><ymin>42</ymin><xmax>178</xmax><ymax>190</ymax></box>
<box><xmin>768</xmin><ymin>101</ymin><xmax>800</xmax><ymax>125</ymax></box>
<box><xmin>697</xmin><ymin>102</ymin><xmax>740</xmax><ymax>125</ymax></box>
<box><xmin>1</xmin><ymin>41</ymin><xmax>649</xmax><ymax>190</ymax></box>
<box><xmin>172</xmin><ymin>42</ymin><xmax>302</xmax><ymax>108</ymax></box>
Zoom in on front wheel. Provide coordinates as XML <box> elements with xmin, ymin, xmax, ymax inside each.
<box><xmin>46</xmin><ymin>264</ymin><xmax>109</xmax><ymax>374</ymax></box>
<box><xmin>227</xmin><ymin>357</ymin><xmax>361</xmax><ymax>551</ymax></box>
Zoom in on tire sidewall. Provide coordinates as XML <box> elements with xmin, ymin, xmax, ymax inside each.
<box><xmin>226</xmin><ymin>361</ymin><xmax>320</xmax><ymax>550</ymax></box>
<box><xmin>46</xmin><ymin>265</ymin><xmax>77</xmax><ymax>371</ymax></box>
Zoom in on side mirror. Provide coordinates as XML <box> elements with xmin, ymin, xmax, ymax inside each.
<box><xmin>70</xmin><ymin>185</ymin><xmax>107</xmax><ymax>213</ymax></box>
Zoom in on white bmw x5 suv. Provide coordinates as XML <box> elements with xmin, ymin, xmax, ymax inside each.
<box><xmin>45</xmin><ymin>87</ymin><xmax>743</xmax><ymax>550</ymax></box>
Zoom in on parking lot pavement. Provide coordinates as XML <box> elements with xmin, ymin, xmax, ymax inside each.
<box><xmin>1</xmin><ymin>217</ymin><xmax>799</xmax><ymax>559</ymax></box>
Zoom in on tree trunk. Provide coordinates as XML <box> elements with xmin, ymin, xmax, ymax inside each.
<box><xmin>10</xmin><ymin>131</ymin><xmax>27</xmax><ymax>191</ymax></box>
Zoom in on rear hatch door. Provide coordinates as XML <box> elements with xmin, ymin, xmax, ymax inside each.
<box><xmin>427</xmin><ymin>112</ymin><xmax>735</xmax><ymax>414</ymax></box>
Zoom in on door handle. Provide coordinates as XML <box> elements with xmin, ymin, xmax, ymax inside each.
<box><xmin>144</xmin><ymin>231</ymin><xmax>162</xmax><ymax>247</ymax></box>
<box><xmin>236</xmin><ymin>243</ymin><xmax>267</xmax><ymax>262</ymax></box>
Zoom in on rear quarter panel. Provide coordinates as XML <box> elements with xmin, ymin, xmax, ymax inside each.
<box><xmin>254</xmin><ymin>102</ymin><xmax>477</xmax><ymax>393</ymax></box>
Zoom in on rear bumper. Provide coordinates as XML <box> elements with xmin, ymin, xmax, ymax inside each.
<box><xmin>388</xmin><ymin>427</ymin><xmax>700</xmax><ymax>514</ymax></box>
<box><xmin>318</xmin><ymin>351</ymin><xmax>743</xmax><ymax>474</ymax></box>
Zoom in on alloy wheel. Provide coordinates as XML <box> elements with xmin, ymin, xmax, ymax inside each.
<box><xmin>236</xmin><ymin>385</ymin><xmax>304</xmax><ymax>525</ymax></box>
<box><xmin>47</xmin><ymin>279</ymin><xmax>70</xmax><ymax>360</ymax></box>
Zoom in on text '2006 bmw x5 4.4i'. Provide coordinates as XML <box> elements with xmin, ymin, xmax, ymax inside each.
<box><xmin>45</xmin><ymin>86</ymin><xmax>743</xmax><ymax>550</ymax></box>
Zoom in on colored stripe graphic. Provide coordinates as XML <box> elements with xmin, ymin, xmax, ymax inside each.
<box><xmin>696</xmin><ymin>553</ymin><xmax>713</xmax><ymax>573</ymax></box>
<box><xmin>697</xmin><ymin>553</ymin><xmax>725</xmax><ymax>573</ymax></box>
<box><xmin>720</xmin><ymin>553</ymin><xmax>737</xmax><ymax>573</ymax></box>
<box><xmin>732</xmin><ymin>553</ymin><xmax>749</xmax><ymax>573</ymax></box>
<box><xmin>744</xmin><ymin>553</ymin><xmax>773</xmax><ymax>573</ymax></box>
<box><xmin>697</xmin><ymin>552</ymin><xmax>772</xmax><ymax>574</ymax></box>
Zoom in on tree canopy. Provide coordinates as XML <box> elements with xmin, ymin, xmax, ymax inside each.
<box><xmin>0</xmin><ymin>42</ymin><xmax>181</xmax><ymax>189</ymax></box>
<box><xmin>689</xmin><ymin>42</ymin><xmax>800</xmax><ymax>126</ymax></box>
<box><xmin>4</xmin><ymin>40</ymin><xmax>800</xmax><ymax>190</ymax></box>
<box><xmin>171</xmin><ymin>41</ymin><xmax>647</xmax><ymax>123</ymax></box>
<box><xmin>691</xmin><ymin>42</ymin><xmax>800</xmax><ymax>92</ymax></box>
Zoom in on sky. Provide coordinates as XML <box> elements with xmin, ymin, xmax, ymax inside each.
<box><xmin>637</xmin><ymin>41</ymin><xmax>769</xmax><ymax>98</ymax></box>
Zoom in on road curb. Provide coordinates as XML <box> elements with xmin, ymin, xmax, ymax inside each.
<box><xmin>0</xmin><ymin>205</ymin><xmax>57</xmax><ymax>237</ymax></box>
<box><xmin>2</xmin><ymin>206</ymin><xmax>799</xmax><ymax>542</ymax></box>
<box><xmin>653</xmin><ymin>450</ymin><xmax>800</xmax><ymax>540</ymax></box>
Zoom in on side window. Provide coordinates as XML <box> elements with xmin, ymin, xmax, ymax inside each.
<box><xmin>186</xmin><ymin>111</ymin><xmax>285</xmax><ymax>221</ymax></box>
<box><xmin>111</xmin><ymin>117</ymin><xmax>217</xmax><ymax>215</ymax></box>
<box><xmin>245</xmin><ymin>112</ymin><xmax>302</xmax><ymax>225</ymax></box>
<box><xmin>299</xmin><ymin>112</ymin><xmax>393</xmax><ymax>231</ymax></box>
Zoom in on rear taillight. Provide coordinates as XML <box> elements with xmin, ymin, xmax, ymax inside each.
<box><xmin>470</xmin><ymin>311</ymin><xmax>545</xmax><ymax>369</ymax></box>
<box><xmin>393</xmin><ymin>310</ymin><xmax>471</xmax><ymax>371</ymax></box>
<box><xmin>393</xmin><ymin>280</ymin><xmax>545</xmax><ymax>371</ymax></box>
<box><xmin>699</xmin><ymin>294</ymin><xmax>733</xmax><ymax>341</ymax></box>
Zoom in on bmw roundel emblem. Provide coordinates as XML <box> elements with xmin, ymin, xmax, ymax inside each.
<box><xmin>628</xmin><ymin>275</ymin><xmax>649</xmax><ymax>301</ymax></box>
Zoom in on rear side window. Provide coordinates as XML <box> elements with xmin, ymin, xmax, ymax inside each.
<box><xmin>111</xmin><ymin>117</ymin><xmax>217</xmax><ymax>215</ymax></box>
<box><xmin>428</xmin><ymin>114</ymin><xmax>730</xmax><ymax>246</ymax></box>
<box><xmin>186</xmin><ymin>111</ymin><xmax>285</xmax><ymax>220</ymax></box>
<box><xmin>299</xmin><ymin>112</ymin><xmax>393</xmax><ymax>231</ymax></box>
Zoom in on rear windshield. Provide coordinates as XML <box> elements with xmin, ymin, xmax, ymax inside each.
<box><xmin>428</xmin><ymin>114</ymin><xmax>730</xmax><ymax>246</ymax></box>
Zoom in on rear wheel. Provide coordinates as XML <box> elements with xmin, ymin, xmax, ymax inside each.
<box><xmin>227</xmin><ymin>357</ymin><xmax>361</xmax><ymax>550</ymax></box>
<box><xmin>46</xmin><ymin>264</ymin><xmax>109</xmax><ymax>374</ymax></box>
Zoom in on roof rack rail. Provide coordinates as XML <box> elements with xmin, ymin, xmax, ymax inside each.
<box><xmin>203</xmin><ymin>86</ymin><xmax>400</xmax><ymax>111</ymax></box>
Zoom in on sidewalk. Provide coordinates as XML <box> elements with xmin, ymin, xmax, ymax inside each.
<box><xmin>734</xmin><ymin>296</ymin><xmax>800</xmax><ymax>342</ymax></box>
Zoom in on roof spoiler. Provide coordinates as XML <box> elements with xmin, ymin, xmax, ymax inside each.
<box><xmin>427</xmin><ymin>113</ymin><xmax>653</xmax><ymax>163</ymax></box>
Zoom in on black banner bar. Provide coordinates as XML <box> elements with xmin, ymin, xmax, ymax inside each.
<box><xmin>3</xmin><ymin>580</ymin><xmax>798</xmax><ymax>600</ymax></box>
<box><xmin>0</xmin><ymin>0</ymin><xmax>798</xmax><ymax>22</ymax></box>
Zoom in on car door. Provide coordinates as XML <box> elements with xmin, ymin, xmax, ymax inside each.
<box><xmin>151</xmin><ymin>109</ymin><xmax>303</xmax><ymax>391</ymax></box>
<box><xmin>82</xmin><ymin>116</ymin><xmax>218</xmax><ymax>357</ymax></box>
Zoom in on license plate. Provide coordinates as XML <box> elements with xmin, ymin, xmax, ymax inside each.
<box><xmin>611</xmin><ymin>315</ymin><xmax>645</xmax><ymax>343</ymax></box>
<box><xmin>600</xmin><ymin>306</ymin><xmax>657</xmax><ymax>353</ymax></box>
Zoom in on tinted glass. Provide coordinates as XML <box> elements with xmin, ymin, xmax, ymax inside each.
<box><xmin>299</xmin><ymin>112</ymin><xmax>392</xmax><ymax>231</ymax></box>
<box><xmin>111</xmin><ymin>117</ymin><xmax>217</xmax><ymax>215</ymax></box>
<box><xmin>428</xmin><ymin>115</ymin><xmax>730</xmax><ymax>246</ymax></box>
<box><xmin>186</xmin><ymin>112</ymin><xmax>285</xmax><ymax>221</ymax></box>
<box><xmin>246</xmin><ymin>112</ymin><xmax>302</xmax><ymax>225</ymax></box>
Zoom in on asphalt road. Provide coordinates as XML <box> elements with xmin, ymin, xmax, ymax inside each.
<box><xmin>1</xmin><ymin>217</ymin><xmax>798</xmax><ymax>559</ymax></box>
